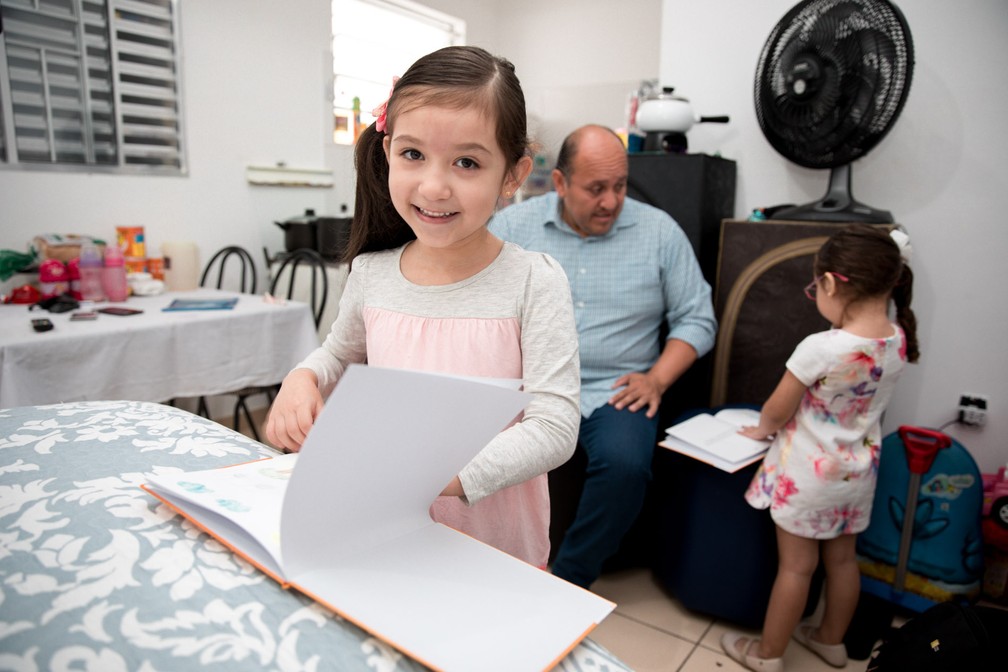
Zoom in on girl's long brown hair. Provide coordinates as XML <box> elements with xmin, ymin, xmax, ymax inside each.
<box><xmin>814</xmin><ymin>224</ymin><xmax>919</xmax><ymax>362</ymax></box>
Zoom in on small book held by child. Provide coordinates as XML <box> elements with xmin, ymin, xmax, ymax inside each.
<box><xmin>660</xmin><ymin>408</ymin><xmax>770</xmax><ymax>473</ymax></box>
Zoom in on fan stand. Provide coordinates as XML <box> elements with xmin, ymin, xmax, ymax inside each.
<box><xmin>772</xmin><ymin>164</ymin><xmax>894</xmax><ymax>224</ymax></box>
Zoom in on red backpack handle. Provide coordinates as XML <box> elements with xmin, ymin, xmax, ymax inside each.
<box><xmin>897</xmin><ymin>426</ymin><xmax>952</xmax><ymax>475</ymax></box>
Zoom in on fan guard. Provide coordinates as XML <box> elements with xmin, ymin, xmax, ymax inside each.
<box><xmin>754</xmin><ymin>0</ymin><xmax>914</xmax><ymax>222</ymax></box>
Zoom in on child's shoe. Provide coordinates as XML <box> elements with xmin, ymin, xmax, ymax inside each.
<box><xmin>792</xmin><ymin>623</ymin><xmax>848</xmax><ymax>667</ymax></box>
<box><xmin>720</xmin><ymin>631</ymin><xmax>784</xmax><ymax>672</ymax></box>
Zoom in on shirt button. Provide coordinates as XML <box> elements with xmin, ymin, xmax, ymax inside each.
<box><xmin>579</xmin><ymin>268</ymin><xmax>587</xmax><ymax>274</ymax></box>
<box><xmin>576</xmin><ymin>301</ymin><xmax>585</xmax><ymax>308</ymax></box>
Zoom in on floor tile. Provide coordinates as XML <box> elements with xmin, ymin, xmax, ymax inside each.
<box><xmin>703</xmin><ymin>619</ymin><xmax>870</xmax><ymax>671</ymax></box>
<box><xmin>679</xmin><ymin>643</ymin><xmax>741</xmax><ymax>671</ymax></box>
<box><xmin>589</xmin><ymin>611</ymin><xmax>693</xmax><ymax>672</ymax></box>
<box><xmin>591</xmin><ymin>568</ymin><xmax>714</xmax><ymax>643</ymax></box>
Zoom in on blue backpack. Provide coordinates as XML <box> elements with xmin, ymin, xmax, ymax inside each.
<box><xmin>856</xmin><ymin>426</ymin><xmax>984</xmax><ymax>613</ymax></box>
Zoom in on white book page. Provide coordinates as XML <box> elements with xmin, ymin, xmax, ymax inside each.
<box><xmin>281</xmin><ymin>365</ymin><xmax>531</xmax><ymax>579</ymax></box>
<box><xmin>297</xmin><ymin>523</ymin><xmax>614</xmax><ymax>672</ymax></box>
<box><xmin>713</xmin><ymin>407</ymin><xmax>762</xmax><ymax>428</ymax></box>
<box><xmin>666</xmin><ymin>413</ymin><xmax>769</xmax><ymax>463</ymax></box>
<box><xmin>146</xmin><ymin>453</ymin><xmax>298</xmax><ymax>575</ymax></box>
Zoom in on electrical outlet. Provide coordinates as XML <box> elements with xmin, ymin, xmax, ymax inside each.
<box><xmin>958</xmin><ymin>394</ymin><xmax>988</xmax><ymax>427</ymax></box>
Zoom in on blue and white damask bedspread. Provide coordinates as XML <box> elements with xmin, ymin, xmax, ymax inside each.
<box><xmin>0</xmin><ymin>401</ymin><xmax>630</xmax><ymax>672</ymax></box>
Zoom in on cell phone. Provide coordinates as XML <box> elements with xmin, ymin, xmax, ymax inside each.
<box><xmin>32</xmin><ymin>318</ymin><xmax>54</xmax><ymax>332</ymax></box>
<box><xmin>98</xmin><ymin>307</ymin><xmax>143</xmax><ymax>316</ymax></box>
<box><xmin>70</xmin><ymin>311</ymin><xmax>99</xmax><ymax>321</ymax></box>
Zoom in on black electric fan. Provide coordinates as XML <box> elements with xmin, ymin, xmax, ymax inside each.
<box><xmin>754</xmin><ymin>0</ymin><xmax>914</xmax><ymax>223</ymax></box>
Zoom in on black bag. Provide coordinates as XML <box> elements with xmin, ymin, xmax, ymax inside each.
<box><xmin>867</xmin><ymin>601</ymin><xmax>1008</xmax><ymax>671</ymax></box>
<box><xmin>30</xmin><ymin>293</ymin><xmax>79</xmax><ymax>313</ymax></box>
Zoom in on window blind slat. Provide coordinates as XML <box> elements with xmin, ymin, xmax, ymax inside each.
<box><xmin>1</xmin><ymin>0</ymin><xmax>184</xmax><ymax>173</ymax></box>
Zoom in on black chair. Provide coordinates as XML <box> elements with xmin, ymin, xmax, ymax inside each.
<box><xmin>230</xmin><ymin>248</ymin><xmax>330</xmax><ymax>441</ymax></box>
<box><xmin>188</xmin><ymin>246</ymin><xmax>259</xmax><ymax>422</ymax></box>
<box><xmin>268</xmin><ymin>248</ymin><xmax>329</xmax><ymax>329</ymax></box>
<box><xmin>199</xmin><ymin>246</ymin><xmax>257</xmax><ymax>294</ymax></box>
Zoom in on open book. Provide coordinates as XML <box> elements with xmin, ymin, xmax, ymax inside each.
<box><xmin>143</xmin><ymin>365</ymin><xmax>614</xmax><ymax>672</ymax></box>
<box><xmin>659</xmin><ymin>408</ymin><xmax>770</xmax><ymax>473</ymax></box>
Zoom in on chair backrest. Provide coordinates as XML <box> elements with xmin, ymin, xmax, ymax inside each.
<box><xmin>200</xmin><ymin>246</ymin><xmax>258</xmax><ymax>294</ymax></box>
<box><xmin>269</xmin><ymin>248</ymin><xmax>329</xmax><ymax>328</ymax></box>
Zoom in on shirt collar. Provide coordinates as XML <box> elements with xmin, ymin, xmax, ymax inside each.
<box><xmin>543</xmin><ymin>191</ymin><xmax>633</xmax><ymax>239</ymax></box>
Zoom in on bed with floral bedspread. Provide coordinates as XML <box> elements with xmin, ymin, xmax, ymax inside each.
<box><xmin>0</xmin><ymin>401</ymin><xmax>629</xmax><ymax>672</ymax></box>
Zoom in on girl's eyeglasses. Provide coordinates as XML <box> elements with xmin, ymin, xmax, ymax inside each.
<box><xmin>804</xmin><ymin>273</ymin><xmax>849</xmax><ymax>300</ymax></box>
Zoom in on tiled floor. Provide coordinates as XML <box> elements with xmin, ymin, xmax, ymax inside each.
<box><xmin>587</xmin><ymin>567</ymin><xmax>871</xmax><ymax>672</ymax></box>
<box><xmin>229</xmin><ymin>406</ymin><xmax>871</xmax><ymax>671</ymax></box>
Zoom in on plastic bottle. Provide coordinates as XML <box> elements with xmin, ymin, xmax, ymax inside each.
<box><xmin>79</xmin><ymin>243</ymin><xmax>105</xmax><ymax>301</ymax></box>
<box><xmin>102</xmin><ymin>244</ymin><xmax>129</xmax><ymax>302</ymax></box>
<box><xmin>161</xmin><ymin>241</ymin><xmax>199</xmax><ymax>291</ymax></box>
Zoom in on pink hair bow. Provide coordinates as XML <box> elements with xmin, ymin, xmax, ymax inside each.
<box><xmin>371</xmin><ymin>76</ymin><xmax>400</xmax><ymax>133</ymax></box>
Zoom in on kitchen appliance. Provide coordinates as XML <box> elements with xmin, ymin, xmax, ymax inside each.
<box><xmin>635</xmin><ymin>87</ymin><xmax>729</xmax><ymax>153</ymax></box>
<box><xmin>275</xmin><ymin>209</ymin><xmax>352</xmax><ymax>261</ymax></box>
<box><xmin>754</xmin><ymin>0</ymin><xmax>914</xmax><ymax>223</ymax></box>
<box><xmin>275</xmin><ymin>210</ymin><xmax>319</xmax><ymax>253</ymax></box>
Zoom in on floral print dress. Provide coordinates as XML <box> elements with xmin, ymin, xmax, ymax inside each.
<box><xmin>745</xmin><ymin>326</ymin><xmax>907</xmax><ymax>538</ymax></box>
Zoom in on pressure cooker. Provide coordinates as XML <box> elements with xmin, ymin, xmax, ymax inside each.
<box><xmin>635</xmin><ymin>87</ymin><xmax>729</xmax><ymax>153</ymax></box>
<box><xmin>275</xmin><ymin>209</ymin><xmax>352</xmax><ymax>261</ymax></box>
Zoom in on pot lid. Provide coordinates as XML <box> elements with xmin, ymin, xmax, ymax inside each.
<box><xmin>643</xmin><ymin>87</ymin><xmax>689</xmax><ymax>103</ymax></box>
<box><xmin>280</xmin><ymin>208</ymin><xmax>320</xmax><ymax>225</ymax></box>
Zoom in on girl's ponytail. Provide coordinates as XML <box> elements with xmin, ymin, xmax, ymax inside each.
<box><xmin>892</xmin><ymin>263</ymin><xmax>919</xmax><ymax>363</ymax></box>
<box><xmin>344</xmin><ymin>124</ymin><xmax>415</xmax><ymax>265</ymax></box>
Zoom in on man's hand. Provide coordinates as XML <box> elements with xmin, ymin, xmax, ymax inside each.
<box><xmin>608</xmin><ymin>372</ymin><xmax>664</xmax><ymax>418</ymax></box>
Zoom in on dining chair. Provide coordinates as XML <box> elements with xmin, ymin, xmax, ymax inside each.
<box><xmin>189</xmin><ymin>246</ymin><xmax>259</xmax><ymax>420</ymax></box>
<box><xmin>269</xmin><ymin>248</ymin><xmax>330</xmax><ymax>328</ymax></box>
<box><xmin>199</xmin><ymin>246</ymin><xmax>257</xmax><ymax>294</ymax></box>
<box><xmin>229</xmin><ymin>248</ymin><xmax>331</xmax><ymax>442</ymax></box>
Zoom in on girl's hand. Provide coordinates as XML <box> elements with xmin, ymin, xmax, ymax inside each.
<box><xmin>440</xmin><ymin>475</ymin><xmax>464</xmax><ymax>498</ymax></box>
<box><xmin>265</xmin><ymin>369</ymin><xmax>324</xmax><ymax>452</ymax></box>
<box><xmin>739</xmin><ymin>425</ymin><xmax>774</xmax><ymax>441</ymax></box>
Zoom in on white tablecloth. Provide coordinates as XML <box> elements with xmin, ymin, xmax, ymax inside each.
<box><xmin>0</xmin><ymin>289</ymin><xmax>320</xmax><ymax>408</ymax></box>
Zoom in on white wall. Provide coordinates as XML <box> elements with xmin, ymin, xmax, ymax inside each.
<box><xmin>490</xmin><ymin>0</ymin><xmax>663</xmax><ymax>158</ymax></box>
<box><xmin>0</xmin><ymin>0</ymin><xmax>338</xmax><ymax>284</ymax></box>
<box><xmin>2</xmin><ymin>0</ymin><xmax>1004</xmax><ymax>471</ymax></box>
<box><xmin>659</xmin><ymin>0</ymin><xmax>1008</xmax><ymax>471</ymax></box>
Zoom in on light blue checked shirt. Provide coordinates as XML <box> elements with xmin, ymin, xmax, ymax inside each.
<box><xmin>490</xmin><ymin>192</ymin><xmax>717</xmax><ymax>417</ymax></box>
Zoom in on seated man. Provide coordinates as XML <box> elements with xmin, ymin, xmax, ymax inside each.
<box><xmin>489</xmin><ymin>124</ymin><xmax>717</xmax><ymax>589</ymax></box>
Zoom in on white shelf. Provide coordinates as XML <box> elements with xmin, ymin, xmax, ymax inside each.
<box><xmin>245</xmin><ymin>165</ymin><xmax>333</xmax><ymax>188</ymax></box>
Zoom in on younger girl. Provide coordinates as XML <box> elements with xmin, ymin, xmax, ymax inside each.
<box><xmin>265</xmin><ymin>46</ymin><xmax>580</xmax><ymax>570</ymax></box>
<box><xmin>721</xmin><ymin>225</ymin><xmax>919</xmax><ymax>672</ymax></box>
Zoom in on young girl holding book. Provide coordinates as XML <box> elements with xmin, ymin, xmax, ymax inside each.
<box><xmin>265</xmin><ymin>46</ymin><xmax>579</xmax><ymax>570</ymax></box>
<box><xmin>722</xmin><ymin>224</ymin><xmax>919</xmax><ymax>671</ymax></box>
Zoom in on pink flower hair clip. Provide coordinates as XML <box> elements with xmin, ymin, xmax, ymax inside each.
<box><xmin>371</xmin><ymin>76</ymin><xmax>400</xmax><ymax>134</ymax></box>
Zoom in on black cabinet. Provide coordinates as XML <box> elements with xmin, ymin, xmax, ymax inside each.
<box><xmin>627</xmin><ymin>152</ymin><xmax>737</xmax><ymax>285</ymax></box>
<box><xmin>626</xmin><ymin>152</ymin><xmax>737</xmax><ymax>422</ymax></box>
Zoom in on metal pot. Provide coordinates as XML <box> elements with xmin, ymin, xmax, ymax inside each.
<box><xmin>275</xmin><ymin>209</ymin><xmax>319</xmax><ymax>252</ymax></box>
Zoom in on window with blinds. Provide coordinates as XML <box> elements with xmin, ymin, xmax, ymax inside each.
<box><xmin>0</xmin><ymin>0</ymin><xmax>185</xmax><ymax>173</ymax></box>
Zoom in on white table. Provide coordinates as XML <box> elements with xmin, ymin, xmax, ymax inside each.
<box><xmin>0</xmin><ymin>289</ymin><xmax>320</xmax><ymax>408</ymax></box>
